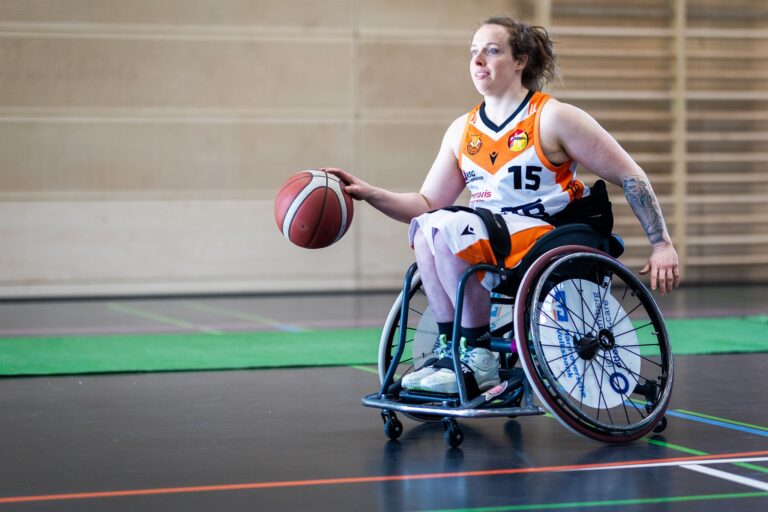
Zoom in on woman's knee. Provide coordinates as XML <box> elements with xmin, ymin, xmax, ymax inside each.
<box><xmin>413</xmin><ymin>227</ymin><xmax>432</xmax><ymax>259</ymax></box>
<box><xmin>432</xmin><ymin>229</ymin><xmax>454</xmax><ymax>258</ymax></box>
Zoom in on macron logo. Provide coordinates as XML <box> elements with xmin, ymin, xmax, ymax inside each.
<box><xmin>461</xmin><ymin>225</ymin><xmax>475</xmax><ymax>236</ymax></box>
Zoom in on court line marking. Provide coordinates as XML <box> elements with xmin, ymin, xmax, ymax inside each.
<box><xmin>627</xmin><ymin>398</ymin><xmax>768</xmax><ymax>437</ymax></box>
<box><xmin>106</xmin><ymin>302</ymin><xmax>223</xmax><ymax>335</ymax></box>
<box><xmin>348</xmin><ymin>365</ymin><xmax>379</xmax><ymax>375</ymax></box>
<box><xmin>645</xmin><ymin>438</ymin><xmax>768</xmax><ymax>474</ymax></box>
<box><xmin>682</xmin><ymin>464</ymin><xmax>768</xmax><ymax>491</ymax></box>
<box><xmin>415</xmin><ymin>491</ymin><xmax>768</xmax><ymax>512</ymax></box>
<box><xmin>663</xmin><ymin>409</ymin><xmax>768</xmax><ymax>437</ymax></box>
<box><xmin>674</xmin><ymin>409</ymin><xmax>768</xmax><ymax>432</ymax></box>
<box><xmin>1</xmin><ymin>450</ymin><xmax>766</xmax><ymax>504</ymax></box>
<box><xmin>180</xmin><ymin>301</ymin><xmax>305</xmax><ymax>333</ymax></box>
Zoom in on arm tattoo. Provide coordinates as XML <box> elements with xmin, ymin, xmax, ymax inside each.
<box><xmin>622</xmin><ymin>176</ymin><xmax>667</xmax><ymax>245</ymax></box>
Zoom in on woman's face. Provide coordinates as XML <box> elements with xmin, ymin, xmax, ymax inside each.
<box><xmin>470</xmin><ymin>24</ymin><xmax>526</xmax><ymax>96</ymax></box>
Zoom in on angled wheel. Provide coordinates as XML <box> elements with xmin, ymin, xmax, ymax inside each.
<box><xmin>514</xmin><ymin>246</ymin><xmax>674</xmax><ymax>443</ymax></box>
<box><xmin>378</xmin><ymin>272</ymin><xmax>440</xmax><ymax>422</ymax></box>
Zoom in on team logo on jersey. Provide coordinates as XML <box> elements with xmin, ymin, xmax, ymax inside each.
<box><xmin>508</xmin><ymin>129</ymin><xmax>528</xmax><ymax>152</ymax></box>
<box><xmin>467</xmin><ymin>134</ymin><xmax>483</xmax><ymax>155</ymax></box>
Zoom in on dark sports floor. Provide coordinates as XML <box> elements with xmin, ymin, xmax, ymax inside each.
<box><xmin>1</xmin><ymin>286</ymin><xmax>767</xmax><ymax>511</ymax></box>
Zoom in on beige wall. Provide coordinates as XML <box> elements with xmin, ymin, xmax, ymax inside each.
<box><xmin>0</xmin><ymin>0</ymin><xmax>530</xmax><ymax>297</ymax></box>
<box><xmin>1</xmin><ymin>0</ymin><xmax>767</xmax><ymax>298</ymax></box>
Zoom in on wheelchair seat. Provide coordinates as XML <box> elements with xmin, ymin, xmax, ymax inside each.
<box><xmin>492</xmin><ymin>223</ymin><xmax>624</xmax><ymax>296</ymax></box>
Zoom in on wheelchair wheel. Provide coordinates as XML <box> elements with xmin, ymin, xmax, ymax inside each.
<box><xmin>514</xmin><ymin>245</ymin><xmax>673</xmax><ymax>443</ymax></box>
<box><xmin>378</xmin><ymin>273</ymin><xmax>433</xmax><ymax>383</ymax></box>
<box><xmin>378</xmin><ymin>272</ymin><xmax>441</xmax><ymax>422</ymax></box>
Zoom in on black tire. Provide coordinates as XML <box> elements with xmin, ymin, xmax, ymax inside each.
<box><xmin>442</xmin><ymin>419</ymin><xmax>464</xmax><ymax>448</ymax></box>
<box><xmin>653</xmin><ymin>415</ymin><xmax>668</xmax><ymax>434</ymax></box>
<box><xmin>514</xmin><ymin>246</ymin><xmax>674</xmax><ymax>443</ymax></box>
<box><xmin>384</xmin><ymin>417</ymin><xmax>403</xmax><ymax>440</ymax></box>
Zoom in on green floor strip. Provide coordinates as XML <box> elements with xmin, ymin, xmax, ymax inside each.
<box><xmin>0</xmin><ymin>316</ymin><xmax>766</xmax><ymax>376</ymax></box>
<box><xmin>0</xmin><ymin>328</ymin><xmax>381</xmax><ymax>376</ymax></box>
<box><xmin>647</xmin><ymin>317</ymin><xmax>768</xmax><ymax>355</ymax></box>
<box><xmin>417</xmin><ymin>491</ymin><xmax>768</xmax><ymax>512</ymax></box>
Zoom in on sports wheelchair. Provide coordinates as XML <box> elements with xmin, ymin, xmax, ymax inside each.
<box><xmin>362</xmin><ymin>223</ymin><xmax>673</xmax><ymax>447</ymax></box>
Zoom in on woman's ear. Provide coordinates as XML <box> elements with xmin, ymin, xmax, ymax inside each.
<box><xmin>515</xmin><ymin>54</ymin><xmax>528</xmax><ymax>71</ymax></box>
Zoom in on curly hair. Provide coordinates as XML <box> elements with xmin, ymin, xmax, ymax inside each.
<box><xmin>479</xmin><ymin>16</ymin><xmax>560</xmax><ymax>91</ymax></box>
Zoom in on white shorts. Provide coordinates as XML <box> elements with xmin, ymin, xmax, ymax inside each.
<box><xmin>409</xmin><ymin>209</ymin><xmax>554</xmax><ymax>290</ymax></box>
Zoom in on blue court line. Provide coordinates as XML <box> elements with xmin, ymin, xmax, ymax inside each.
<box><xmin>663</xmin><ymin>410</ymin><xmax>768</xmax><ymax>437</ymax></box>
<box><xmin>626</xmin><ymin>398</ymin><xmax>768</xmax><ymax>437</ymax></box>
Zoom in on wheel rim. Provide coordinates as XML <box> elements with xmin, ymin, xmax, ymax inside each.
<box><xmin>515</xmin><ymin>246</ymin><xmax>674</xmax><ymax>442</ymax></box>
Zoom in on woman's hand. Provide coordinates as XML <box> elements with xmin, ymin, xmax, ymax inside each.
<box><xmin>323</xmin><ymin>167</ymin><xmax>373</xmax><ymax>201</ymax></box>
<box><xmin>639</xmin><ymin>242</ymin><xmax>680</xmax><ymax>294</ymax></box>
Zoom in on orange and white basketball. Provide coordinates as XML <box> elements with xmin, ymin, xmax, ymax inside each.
<box><xmin>274</xmin><ymin>170</ymin><xmax>354</xmax><ymax>249</ymax></box>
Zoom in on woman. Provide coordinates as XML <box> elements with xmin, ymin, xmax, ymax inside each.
<box><xmin>326</xmin><ymin>16</ymin><xmax>680</xmax><ymax>394</ymax></box>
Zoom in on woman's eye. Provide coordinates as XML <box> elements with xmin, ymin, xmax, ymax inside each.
<box><xmin>488</xmin><ymin>48</ymin><xmax>499</xmax><ymax>55</ymax></box>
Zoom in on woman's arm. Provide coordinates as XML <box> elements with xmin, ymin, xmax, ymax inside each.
<box><xmin>326</xmin><ymin>115</ymin><xmax>467</xmax><ymax>224</ymax></box>
<box><xmin>539</xmin><ymin>100</ymin><xmax>681</xmax><ymax>293</ymax></box>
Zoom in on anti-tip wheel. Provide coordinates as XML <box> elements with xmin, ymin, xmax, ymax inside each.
<box><xmin>383</xmin><ymin>414</ymin><xmax>403</xmax><ymax>440</ymax></box>
<box><xmin>652</xmin><ymin>415</ymin><xmax>668</xmax><ymax>434</ymax></box>
<box><xmin>442</xmin><ymin>419</ymin><xmax>464</xmax><ymax>448</ymax></box>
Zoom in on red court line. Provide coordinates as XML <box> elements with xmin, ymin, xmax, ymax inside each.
<box><xmin>3</xmin><ymin>450</ymin><xmax>767</xmax><ymax>504</ymax></box>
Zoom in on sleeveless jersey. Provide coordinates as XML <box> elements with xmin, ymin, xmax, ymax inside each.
<box><xmin>459</xmin><ymin>91</ymin><xmax>589</xmax><ymax>218</ymax></box>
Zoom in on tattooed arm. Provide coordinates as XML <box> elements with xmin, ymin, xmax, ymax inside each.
<box><xmin>622</xmin><ymin>176</ymin><xmax>680</xmax><ymax>293</ymax></box>
<box><xmin>623</xmin><ymin>176</ymin><xmax>667</xmax><ymax>246</ymax></box>
<box><xmin>539</xmin><ymin>100</ymin><xmax>681</xmax><ymax>293</ymax></box>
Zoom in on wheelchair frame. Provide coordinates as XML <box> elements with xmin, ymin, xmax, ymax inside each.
<box><xmin>362</xmin><ymin>230</ymin><xmax>673</xmax><ymax>448</ymax></box>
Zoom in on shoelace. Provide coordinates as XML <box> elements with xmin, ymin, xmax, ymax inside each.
<box><xmin>459</xmin><ymin>338</ymin><xmax>471</xmax><ymax>362</ymax></box>
<box><xmin>432</xmin><ymin>335</ymin><xmax>451</xmax><ymax>359</ymax></box>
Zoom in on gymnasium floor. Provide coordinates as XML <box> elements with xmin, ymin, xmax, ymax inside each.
<box><xmin>1</xmin><ymin>286</ymin><xmax>767</xmax><ymax>511</ymax></box>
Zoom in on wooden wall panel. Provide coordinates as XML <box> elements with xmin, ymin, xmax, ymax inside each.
<box><xmin>0</xmin><ymin>120</ymin><xmax>353</xmax><ymax>192</ymax></box>
<box><xmin>1</xmin><ymin>0</ymin><xmax>766</xmax><ymax>298</ymax></box>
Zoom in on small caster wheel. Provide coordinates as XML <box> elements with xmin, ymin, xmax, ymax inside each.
<box><xmin>382</xmin><ymin>412</ymin><xmax>403</xmax><ymax>440</ymax></box>
<box><xmin>652</xmin><ymin>415</ymin><xmax>668</xmax><ymax>434</ymax></box>
<box><xmin>442</xmin><ymin>418</ymin><xmax>464</xmax><ymax>448</ymax></box>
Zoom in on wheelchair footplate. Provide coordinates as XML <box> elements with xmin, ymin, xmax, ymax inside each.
<box><xmin>361</xmin><ymin>367</ymin><xmax>545</xmax><ymax>421</ymax></box>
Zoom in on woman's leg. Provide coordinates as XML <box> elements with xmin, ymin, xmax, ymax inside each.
<box><xmin>432</xmin><ymin>230</ymin><xmax>490</xmax><ymax>329</ymax></box>
<box><xmin>412</xmin><ymin>227</ymin><xmax>454</xmax><ymax>323</ymax></box>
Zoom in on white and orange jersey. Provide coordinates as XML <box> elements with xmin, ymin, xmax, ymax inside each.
<box><xmin>459</xmin><ymin>91</ymin><xmax>589</xmax><ymax>218</ymax></box>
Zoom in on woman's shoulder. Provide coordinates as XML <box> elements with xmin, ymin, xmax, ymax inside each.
<box><xmin>540</xmin><ymin>98</ymin><xmax>595</xmax><ymax>131</ymax></box>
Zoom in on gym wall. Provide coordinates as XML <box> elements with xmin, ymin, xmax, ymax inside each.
<box><xmin>1</xmin><ymin>0</ymin><xmax>766</xmax><ymax>298</ymax></box>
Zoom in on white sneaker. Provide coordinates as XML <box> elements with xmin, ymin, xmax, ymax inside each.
<box><xmin>402</xmin><ymin>335</ymin><xmax>450</xmax><ymax>390</ymax></box>
<box><xmin>420</xmin><ymin>338</ymin><xmax>500</xmax><ymax>394</ymax></box>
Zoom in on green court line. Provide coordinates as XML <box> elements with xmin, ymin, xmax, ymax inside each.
<box><xmin>644</xmin><ymin>438</ymin><xmax>706</xmax><ymax>456</ymax></box>
<box><xmin>645</xmin><ymin>438</ymin><xmax>768</xmax><ymax>474</ymax></box>
<box><xmin>349</xmin><ymin>365</ymin><xmax>379</xmax><ymax>376</ymax></box>
<box><xmin>414</xmin><ymin>491</ymin><xmax>768</xmax><ymax>512</ymax></box>
<box><xmin>181</xmin><ymin>301</ymin><xmax>305</xmax><ymax>333</ymax></box>
<box><xmin>674</xmin><ymin>409</ymin><xmax>768</xmax><ymax>432</ymax></box>
<box><xmin>106</xmin><ymin>303</ymin><xmax>223</xmax><ymax>336</ymax></box>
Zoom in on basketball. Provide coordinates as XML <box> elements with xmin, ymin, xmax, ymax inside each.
<box><xmin>274</xmin><ymin>170</ymin><xmax>354</xmax><ymax>249</ymax></box>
